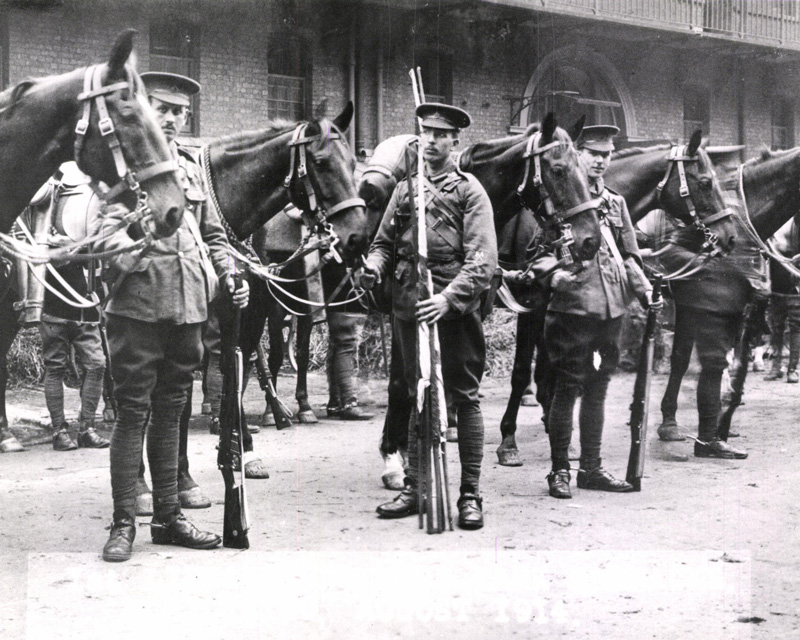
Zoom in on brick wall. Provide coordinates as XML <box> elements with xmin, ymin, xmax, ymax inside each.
<box><xmin>4</xmin><ymin>0</ymin><xmax>800</xmax><ymax>164</ymax></box>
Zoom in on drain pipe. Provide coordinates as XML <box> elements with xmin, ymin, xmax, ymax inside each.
<box><xmin>348</xmin><ymin>13</ymin><xmax>357</xmax><ymax>151</ymax></box>
<box><xmin>376</xmin><ymin>35</ymin><xmax>384</xmax><ymax>145</ymax></box>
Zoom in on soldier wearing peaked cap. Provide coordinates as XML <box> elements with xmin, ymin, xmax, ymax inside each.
<box><xmin>93</xmin><ymin>71</ymin><xmax>250</xmax><ymax>562</ymax></box>
<box><xmin>537</xmin><ymin>122</ymin><xmax>659</xmax><ymax>499</ymax></box>
<box><xmin>361</xmin><ymin>102</ymin><xmax>497</xmax><ymax>529</ymax></box>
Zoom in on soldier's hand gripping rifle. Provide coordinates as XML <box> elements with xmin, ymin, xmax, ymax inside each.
<box><xmin>408</xmin><ymin>67</ymin><xmax>452</xmax><ymax>534</ymax></box>
<box><xmin>217</xmin><ymin>273</ymin><xmax>250</xmax><ymax>549</ymax></box>
<box><xmin>626</xmin><ymin>274</ymin><xmax>663</xmax><ymax>492</ymax></box>
<box><xmin>254</xmin><ymin>341</ymin><xmax>294</xmax><ymax>431</ymax></box>
<box><xmin>717</xmin><ymin>293</ymin><xmax>769</xmax><ymax>441</ymax></box>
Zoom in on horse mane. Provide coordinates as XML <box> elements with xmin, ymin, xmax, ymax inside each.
<box><xmin>462</xmin><ymin>122</ymin><xmax>568</xmax><ymax>168</ymax></box>
<box><xmin>211</xmin><ymin>119</ymin><xmax>298</xmax><ymax>151</ymax></box>
<box><xmin>612</xmin><ymin>143</ymin><xmax>671</xmax><ymax>159</ymax></box>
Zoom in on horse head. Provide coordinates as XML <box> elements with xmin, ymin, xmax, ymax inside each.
<box><xmin>609</xmin><ymin>132</ymin><xmax>737</xmax><ymax>253</ymax></box>
<box><xmin>357</xmin><ymin>134</ymin><xmax>418</xmax><ymax>239</ymax></box>
<box><xmin>656</xmin><ymin>131</ymin><xmax>738</xmax><ymax>253</ymax></box>
<box><xmin>517</xmin><ymin>113</ymin><xmax>601</xmax><ymax>262</ymax></box>
<box><xmin>285</xmin><ymin>102</ymin><xmax>369</xmax><ymax>260</ymax></box>
<box><xmin>73</xmin><ymin>29</ymin><xmax>185</xmax><ymax>238</ymax></box>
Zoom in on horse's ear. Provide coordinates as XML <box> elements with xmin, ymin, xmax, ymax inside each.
<box><xmin>541</xmin><ymin>112</ymin><xmax>557</xmax><ymax>143</ymax></box>
<box><xmin>569</xmin><ymin>116</ymin><xmax>586</xmax><ymax>143</ymax></box>
<box><xmin>687</xmin><ymin>129</ymin><xmax>703</xmax><ymax>156</ymax></box>
<box><xmin>332</xmin><ymin>101</ymin><xmax>354</xmax><ymax>133</ymax></box>
<box><xmin>108</xmin><ymin>29</ymin><xmax>137</xmax><ymax>79</ymax></box>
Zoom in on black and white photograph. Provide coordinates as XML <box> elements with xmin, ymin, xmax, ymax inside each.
<box><xmin>0</xmin><ymin>1</ymin><xmax>797</xmax><ymax>638</ymax></box>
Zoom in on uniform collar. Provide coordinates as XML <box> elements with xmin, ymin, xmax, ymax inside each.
<box><xmin>589</xmin><ymin>177</ymin><xmax>605</xmax><ymax>197</ymax></box>
<box><xmin>425</xmin><ymin>157</ymin><xmax>456</xmax><ymax>179</ymax></box>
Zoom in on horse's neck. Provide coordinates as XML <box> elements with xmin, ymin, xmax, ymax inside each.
<box><xmin>211</xmin><ymin>129</ymin><xmax>294</xmax><ymax>239</ymax></box>
<box><xmin>0</xmin><ymin>74</ymin><xmax>82</xmax><ymax>232</ymax></box>
<box><xmin>741</xmin><ymin>155</ymin><xmax>800</xmax><ymax>240</ymax></box>
<box><xmin>606</xmin><ymin>151</ymin><xmax>664</xmax><ymax>224</ymax></box>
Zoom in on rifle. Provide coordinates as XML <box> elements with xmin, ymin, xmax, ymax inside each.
<box><xmin>217</xmin><ymin>273</ymin><xmax>250</xmax><ymax>549</ymax></box>
<box><xmin>408</xmin><ymin>67</ymin><xmax>452</xmax><ymax>533</ymax></box>
<box><xmin>625</xmin><ymin>274</ymin><xmax>663</xmax><ymax>492</ymax></box>
<box><xmin>98</xmin><ymin>315</ymin><xmax>118</xmax><ymax>422</ymax></box>
<box><xmin>254</xmin><ymin>342</ymin><xmax>294</xmax><ymax>430</ymax></box>
<box><xmin>717</xmin><ymin>293</ymin><xmax>769</xmax><ymax>440</ymax></box>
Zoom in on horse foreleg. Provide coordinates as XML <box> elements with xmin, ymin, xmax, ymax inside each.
<box><xmin>295</xmin><ymin>315</ymin><xmax>318</xmax><ymax>424</ymax></box>
<box><xmin>497</xmin><ymin>312</ymin><xmax>537</xmax><ymax>467</ymax></box>
<box><xmin>659</xmin><ymin>304</ymin><xmax>696</xmax><ymax>438</ymax></box>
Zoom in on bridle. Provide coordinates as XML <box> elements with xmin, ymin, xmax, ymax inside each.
<box><xmin>284</xmin><ymin>121</ymin><xmax>366</xmax><ymax>261</ymax></box>
<box><xmin>517</xmin><ymin>131</ymin><xmax>600</xmax><ymax>267</ymax></box>
<box><xmin>654</xmin><ymin>144</ymin><xmax>734</xmax><ymax>258</ymax></box>
<box><xmin>74</xmin><ymin>63</ymin><xmax>179</xmax><ymax>242</ymax></box>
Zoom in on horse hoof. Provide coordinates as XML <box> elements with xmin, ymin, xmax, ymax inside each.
<box><xmin>135</xmin><ymin>492</ymin><xmax>153</xmax><ymax>517</ymax></box>
<box><xmin>446</xmin><ymin>426</ymin><xmax>458</xmax><ymax>442</ymax></box>
<box><xmin>381</xmin><ymin>452</ymin><xmax>406</xmax><ymax>490</ymax></box>
<box><xmin>298</xmin><ymin>411</ymin><xmax>318</xmax><ymax>424</ymax></box>
<box><xmin>496</xmin><ymin>446</ymin><xmax>523</xmax><ymax>467</ymax></box>
<box><xmin>261</xmin><ymin>411</ymin><xmax>276</xmax><ymax>427</ymax></box>
<box><xmin>103</xmin><ymin>408</ymin><xmax>116</xmax><ymax>423</ymax></box>
<box><xmin>520</xmin><ymin>393</ymin><xmax>538</xmax><ymax>407</ymax></box>
<box><xmin>0</xmin><ymin>435</ymin><xmax>27</xmax><ymax>453</ymax></box>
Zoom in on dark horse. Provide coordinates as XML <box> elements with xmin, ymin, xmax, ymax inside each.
<box><xmin>656</xmin><ymin>145</ymin><xmax>800</xmax><ymax>440</ymax></box>
<box><xmin>0</xmin><ymin>29</ymin><xmax>186</xmax><ymax>453</ymax></box>
<box><xmin>496</xmin><ymin>130</ymin><xmax>740</xmax><ymax>466</ymax></box>
<box><xmin>256</xmin><ymin>116</ymin><xmax>606</xmax><ymax>434</ymax></box>
<box><xmin>196</xmin><ymin>102</ymin><xmax>368</xmax><ymax>473</ymax></box>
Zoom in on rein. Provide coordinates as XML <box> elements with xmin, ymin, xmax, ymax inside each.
<box><xmin>0</xmin><ymin>64</ymin><xmax>179</xmax><ymax>265</ymax></box>
<box><xmin>732</xmin><ymin>164</ymin><xmax>800</xmax><ymax>279</ymax></box>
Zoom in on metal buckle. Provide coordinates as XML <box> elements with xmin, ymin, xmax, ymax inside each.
<box><xmin>75</xmin><ymin>119</ymin><xmax>89</xmax><ymax>136</ymax></box>
<box><xmin>98</xmin><ymin>117</ymin><xmax>115</xmax><ymax>136</ymax></box>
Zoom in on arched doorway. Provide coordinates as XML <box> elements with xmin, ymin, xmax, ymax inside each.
<box><xmin>517</xmin><ymin>46</ymin><xmax>638</xmax><ymax>140</ymax></box>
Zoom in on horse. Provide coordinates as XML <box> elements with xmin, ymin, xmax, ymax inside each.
<box><xmin>655</xmin><ymin>146</ymin><xmax>800</xmax><ymax>440</ymax></box>
<box><xmin>495</xmin><ymin>130</ymin><xmax>740</xmax><ymax>466</ymax></box>
<box><xmin>0</xmin><ymin>29</ymin><xmax>186</xmax><ymax>453</ymax></box>
<box><xmin>198</xmin><ymin>102</ymin><xmax>369</xmax><ymax>474</ymax></box>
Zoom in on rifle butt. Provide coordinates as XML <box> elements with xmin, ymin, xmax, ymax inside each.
<box><xmin>223</xmin><ymin>485</ymin><xmax>250</xmax><ymax>549</ymax></box>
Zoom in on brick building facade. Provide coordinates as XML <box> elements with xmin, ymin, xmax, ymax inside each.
<box><xmin>2</xmin><ymin>0</ymin><xmax>800</xmax><ymax>159</ymax></box>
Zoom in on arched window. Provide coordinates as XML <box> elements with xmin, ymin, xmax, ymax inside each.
<box><xmin>417</xmin><ymin>52</ymin><xmax>453</xmax><ymax>105</ymax></box>
<box><xmin>683</xmin><ymin>87</ymin><xmax>710</xmax><ymax>142</ymax></box>
<box><xmin>772</xmin><ymin>97</ymin><xmax>794</xmax><ymax>150</ymax></box>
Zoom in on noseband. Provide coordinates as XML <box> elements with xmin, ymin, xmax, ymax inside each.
<box><xmin>284</xmin><ymin>122</ymin><xmax>365</xmax><ymax>258</ymax></box>
<box><xmin>655</xmin><ymin>145</ymin><xmax>734</xmax><ymax>255</ymax></box>
<box><xmin>74</xmin><ymin>64</ymin><xmax>180</xmax><ymax>239</ymax></box>
<box><xmin>517</xmin><ymin>131</ymin><xmax>601</xmax><ymax>265</ymax></box>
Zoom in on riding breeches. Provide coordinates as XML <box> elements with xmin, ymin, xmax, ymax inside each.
<box><xmin>106</xmin><ymin>314</ymin><xmax>202</xmax><ymax>520</ymax></box>
<box><xmin>393</xmin><ymin>311</ymin><xmax>486</xmax><ymax>494</ymax></box>
<box><xmin>543</xmin><ymin>311</ymin><xmax>622</xmax><ymax>471</ymax></box>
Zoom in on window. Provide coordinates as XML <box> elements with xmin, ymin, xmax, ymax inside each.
<box><xmin>683</xmin><ymin>88</ymin><xmax>710</xmax><ymax>142</ymax></box>
<box><xmin>149</xmin><ymin>21</ymin><xmax>200</xmax><ymax>136</ymax></box>
<box><xmin>267</xmin><ymin>34</ymin><xmax>308</xmax><ymax>121</ymax></box>
<box><xmin>0</xmin><ymin>11</ymin><xmax>7</xmax><ymax>89</ymax></box>
<box><xmin>772</xmin><ymin>97</ymin><xmax>794</xmax><ymax>150</ymax></box>
<box><xmin>417</xmin><ymin>53</ymin><xmax>453</xmax><ymax>104</ymax></box>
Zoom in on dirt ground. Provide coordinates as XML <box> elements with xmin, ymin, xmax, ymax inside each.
<box><xmin>0</xmin><ymin>366</ymin><xmax>797</xmax><ymax>640</ymax></box>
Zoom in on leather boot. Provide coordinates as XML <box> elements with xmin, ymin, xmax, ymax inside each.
<box><xmin>376</xmin><ymin>488</ymin><xmax>419</xmax><ymax>519</ymax></box>
<box><xmin>546</xmin><ymin>469</ymin><xmax>572</xmax><ymax>499</ymax></box>
<box><xmin>694</xmin><ymin>438</ymin><xmax>748</xmax><ymax>459</ymax></box>
<box><xmin>577</xmin><ymin>467</ymin><xmax>634</xmax><ymax>492</ymax></box>
<box><xmin>457</xmin><ymin>493</ymin><xmax>484</xmax><ymax>530</ymax></box>
<box><xmin>77</xmin><ymin>424</ymin><xmax>110</xmax><ymax>449</ymax></box>
<box><xmin>102</xmin><ymin>510</ymin><xmax>135</xmax><ymax>562</ymax></box>
<box><xmin>151</xmin><ymin>511</ymin><xmax>221</xmax><ymax>549</ymax></box>
<box><xmin>52</xmin><ymin>426</ymin><xmax>77</xmax><ymax>451</ymax></box>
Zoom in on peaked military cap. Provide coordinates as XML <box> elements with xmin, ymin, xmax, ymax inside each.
<box><xmin>575</xmin><ymin>124</ymin><xmax>620</xmax><ymax>152</ymax></box>
<box><xmin>140</xmin><ymin>71</ymin><xmax>201</xmax><ymax>107</ymax></box>
<box><xmin>416</xmin><ymin>102</ymin><xmax>471</xmax><ymax>131</ymax></box>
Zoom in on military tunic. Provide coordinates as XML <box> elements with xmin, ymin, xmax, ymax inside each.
<box><xmin>92</xmin><ymin>141</ymin><xmax>235</xmax><ymax>520</ymax></box>
<box><xmin>366</xmin><ymin>157</ymin><xmax>497</xmax><ymax>493</ymax></box>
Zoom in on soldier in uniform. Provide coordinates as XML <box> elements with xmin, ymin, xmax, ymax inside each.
<box><xmin>541</xmin><ymin>125</ymin><xmax>658</xmax><ymax>499</ymax></box>
<box><xmin>95</xmin><ymin>72</ymin><xmax>249</xmax><ymax>562</ymax></box>
<box><xmin>360</xmin><ymin>102</ymin><xmax>497</xmax><ymax>529</ymax></box>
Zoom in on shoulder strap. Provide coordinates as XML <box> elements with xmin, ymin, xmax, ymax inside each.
<box><xmin>600</xmin><ymin>219</ymin><xmax>626</xmax><ymax>272</ymax></box>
